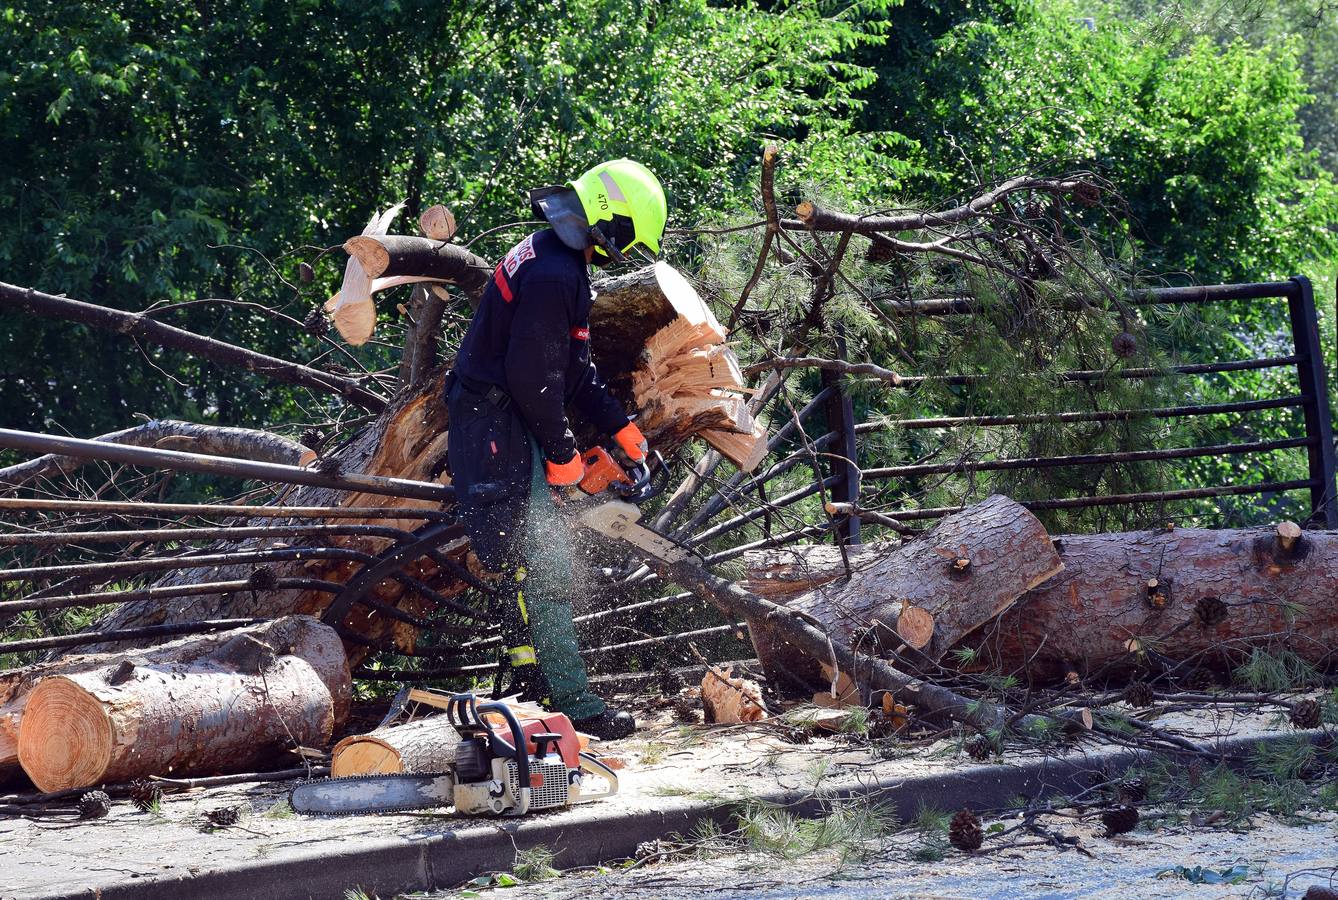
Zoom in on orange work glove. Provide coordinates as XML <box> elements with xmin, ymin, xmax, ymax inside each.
<box><xmin>544</xmin><ymin>452</ymin><xmax>586</xmax><ymax>487</ymax></box>
<box><xmin>613</xmin><ymin>422</ymin><xmax>648</xmax><ymax>464</ymax></box>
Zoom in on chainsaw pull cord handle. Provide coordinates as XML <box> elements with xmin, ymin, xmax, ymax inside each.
<box><xmin>471</xmin><ymin>700</ymin><xmax>531</xmax><ymax>816</ymax></box>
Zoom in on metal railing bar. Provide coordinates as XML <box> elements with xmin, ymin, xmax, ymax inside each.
<box><xmin>690</xmin><ymin>475</ymin><xmax>843</xmax><ymax>545</ymax></box>
<box><xmin>860</xmin><ymin>437</ymin><xmax>1314</xmax><ymax>480</ymax></box>
<box><xmin>0</xmin><ymin>498</ymin><xmax>455</xmax><ymax>520</ymax></box>
<box><xmin>0</xmin><ymin>524</ymin><xmax>413</xmax><ymax>547</ymax></box>
<box><xmin>855</xmin><ymin>396</ymin><xmax>1303</xmax><ymax>431</ymax></box>
<box><xmin>582</xmin><ymin>622</ymin><xmax>749</xmax><ymax>657</ymax></box>
<box><xmin>897</xmin><ymin>356</ymin><xmax>1301</xmax><ymax>389</ymax></box>
<box><xmin>880</xmin><ymin>478</ymin><xmax>1319</xmax><ymax>521</ymax></box>
<box><xmin>0</xmin><ymin>577</ymin><xmax>342</xmax><ymax>616</ymax></box>
<box><xmin>0</xmin><ymin>618</ymin><xmax>266</xmax><ymax>654</ymax></box>
<box><xmin>0</xmin><ymin>428</ymin><xmax>453</xmax><ymax>502</ymax></box>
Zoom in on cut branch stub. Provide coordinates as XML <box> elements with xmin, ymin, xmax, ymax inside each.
<box><xmin>1276</xmin><ymin>520</ymin><xmax>1302</xmax><ymax>553</ymax></box>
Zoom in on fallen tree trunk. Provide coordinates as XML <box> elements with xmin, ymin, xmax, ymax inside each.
<box><xmin>12</xmin><ymin>265</ymin><xmax>745</xmax><ymax>668</ymax></box>
<box><xmin>9</xmin><ymin>616</ymin><xmax>349</xmax><ymax>789</ymax></box>
<box><xmin>639</xmin><ymin>552</ymin><xmax>1047</xmax><ymax>732</ymax></box>
<box><xmin>745</xmin><ymin>520</ymin><xmax>1338</xmax><ymax>681</ymax></box>
<box><xmin>744</xmin><ymin>496</ymin><xmax>1062</xmax><ymax>683</ymax></box>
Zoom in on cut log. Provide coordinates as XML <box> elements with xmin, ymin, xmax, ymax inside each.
<box><xmin>744</xmin><ymin>496</ymin><xmax>1062</xmax><ymax>687</ymax></box>
<box><xmin>331</xmin><ymin>715</ymin><xmax>460</xmax><ymax>776</ymax></box>
<box><xmin>342</xmin><ymin>235</ymin><xmax>492</xmax><ymax>288</ymax></box>
<box><xmin>964</xmin><ymin>523</ymin><xmax>1338</xmax><ymax>678</ymax></box>
<box><xmin>14</xmin><ymin>616</ymin><xmax>349</xmax><ymax>791</ymax></box>
<box><xmin>745</xmin><ymin>520</ymin><xmax>1338</xmax><ymax>680</ymax></box>
<box><xmin>331</xmin><ymin>204</ymin><xmax>405</xmax><ymax>345</ymax></box>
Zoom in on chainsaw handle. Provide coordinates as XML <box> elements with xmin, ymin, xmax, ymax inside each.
<box><xmin>572</xmin><ymin>752</ymin><xmax>620</xmax><ymax>803</ymax></box>
<box><xmin>447</xmin><ymin>694</ymin><xmax>532</xmax><ymax>815</ymax></box>
<box><xmin>471</xmin><ymin>699</ymin><xmax>531</xmax><ymax>815</ymax></box>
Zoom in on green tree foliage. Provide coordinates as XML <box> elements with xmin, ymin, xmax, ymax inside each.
<box><xmin>0</xmin><ymin>0</ymin><xmax>892</xmax><ymax>435</ymax></box>
<box><xmin>878</xmin><ymin>1</ymin><xmax>1338</xmax><ymax>282</ymax></box>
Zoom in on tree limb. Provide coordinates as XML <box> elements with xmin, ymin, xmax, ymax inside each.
<box><xmin>0</xmin><ymin>420</ymin><xmax>315</xmax><ymax>491</ymax></box>
<box><xmin>741</xmin><ymin>356</ymin><xmax>903</xmax><ymax>385</ymax></box>
<box><xmin>0</xmin><ymin>282</ymin><xmax>387</xmax><ymax>411</ymax></box>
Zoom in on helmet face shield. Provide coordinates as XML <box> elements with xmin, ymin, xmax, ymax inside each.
<box><xmin>530</xmin><ymin>186</ymin><xmax>594</xmax><ymax>252</ymax></box>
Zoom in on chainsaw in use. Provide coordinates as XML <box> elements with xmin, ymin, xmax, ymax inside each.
<box><xmin>565</xmin><ymin>446</ymin><xmax>697</xmax><ymax>565</ymax></box>
<box><xmin>290</xmin><ymin>693</ymin><xmax>618</xmax><ymax>817</ymax></box>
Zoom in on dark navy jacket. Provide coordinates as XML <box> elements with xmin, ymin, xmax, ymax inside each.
<box><xmin>453</xmin><ymin>228</ymin><xmax>629</xmax><ymax>464</ymax></box>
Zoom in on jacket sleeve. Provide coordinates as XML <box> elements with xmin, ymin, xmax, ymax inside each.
<box><xmin>504</xmin><ymin>278</ymin><xmax>579</xmax><ymax>463</ymax></box>
<box><xmin>569</xmin><ymin>355</ymin><xmax>631</xmax><ymax>436</ymax></box>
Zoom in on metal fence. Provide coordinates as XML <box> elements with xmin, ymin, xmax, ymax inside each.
<box><xmin>1</xmin><ymin>277</ymin><xmax>1333</xmax><ymax>682</ymax></box>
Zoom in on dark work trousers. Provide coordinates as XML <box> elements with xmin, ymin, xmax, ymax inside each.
<box><xmin>445</xmin><ymin>377</ymin><xmax>605</xmax><ymax>720</ymax></box>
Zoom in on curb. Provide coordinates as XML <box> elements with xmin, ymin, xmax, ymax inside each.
<box><xmin>31</xmin><ymin>731</ymin><xmax>1317</xmax><ymax>900</ymax></box>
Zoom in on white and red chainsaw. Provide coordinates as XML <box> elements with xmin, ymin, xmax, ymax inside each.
<box><xmin>291</xmin><ymin>693</ymin><xmax>618</xmax><ymax>817</ymax></box>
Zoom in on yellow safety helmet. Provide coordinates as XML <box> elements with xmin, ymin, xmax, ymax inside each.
<box><xmin>530</xmin><ymin>159</ymin><xmax>668</xmax><ymax>261</ymax></box>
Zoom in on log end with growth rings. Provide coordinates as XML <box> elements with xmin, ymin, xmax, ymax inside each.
<box><xmin>343</xmin><ymin>236</ymin><xmax>391</xmax><ymax>279</ymax></box>
<box><xmin>17</xmin><ymin>676</ymin><xmax>115</xmax><ymax>792</ymax></box>
<box><xmin>895</xmin><ymin>602</ymin><xmax>936</xmax><ymax>651</ymax></box>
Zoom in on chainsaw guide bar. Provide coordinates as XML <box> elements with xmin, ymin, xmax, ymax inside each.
<box><xmin>290</xmin><ymin>773</ymin><xmax>456</xmax><ymax>816</ymax></box>
<box><xmin>579</xmin><ymin>500</ymin><xmax>694</xmax><ymax>564</ymax></box>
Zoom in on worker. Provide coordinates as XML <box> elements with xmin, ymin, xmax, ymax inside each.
<box><xmin>445</xmin><ymin>159</ymin><xmax>668</xmax><ymax>740</ymax></box>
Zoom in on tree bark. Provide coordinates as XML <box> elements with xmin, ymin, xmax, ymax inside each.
<box><xmin>342</xmin><ymin>235</ymin><xmax>491</xmax><ymax>293</ymax></box>
<box><xmin>331</xmin><ymin>715</ymin><xmax>460</xmax><ymax>776</ymax></box>
<box><xmin>743</xmin><ymin>496</ymin><xmax>1062</xmax><ymax>685</ymax></box>
<box><xmin>745</xmin><ymin>520</ymin><xmax>1338</xmax><ymax>681</ymax></box>
<box><xmin>0</xmin><ymin>281</ymin><xmax>387</xmax><ymax>412</ymax></box>
<box><xmin>5</xmin><ymin>616</ymin><xmax>349</xmax><ymax>787</ymax></box>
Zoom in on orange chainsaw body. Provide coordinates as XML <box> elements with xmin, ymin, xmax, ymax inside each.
<box><xmin>579</xmin><ymin>446</ymin><xmax>632</xmax><ymax>495</ymax></box>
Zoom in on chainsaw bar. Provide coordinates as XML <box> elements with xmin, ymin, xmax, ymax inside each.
<box><xmin>579</xmin><ymin>500</ymin><xmax>695</xmax><ymax>564</ymax></box>
<box><xmin>290</xmin><ymin>773</ymin><xmax>456</xmax><ymax>816</ymax></box>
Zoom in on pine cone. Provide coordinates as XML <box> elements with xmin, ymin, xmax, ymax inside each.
<box><xmin>300</xmin><ymin>427</ymin><xmax>325</xmax><ymax>451</ymax></box>
<box><xmin>1101</xmin><ymin>804</ymin><xmax>1139</xmax><ymax>837</ymax></box>
<box><xmin>1122</xmin><ymin>681</ymin><xmax>1155</xmax><ymax>708</ymax></box>
<box><xmin>658</xmin><ymin>668</ymin><xmax>685</xmax><ymax>695</ymax></box>
<box><xmin>78</xmin><ymin>790</ymin><xmax>111</xmax><ymax>820</ymax></box>
<box><xmin>298</xmin><ymin>262</ymin><xmax>315</xmax><ymax>284</ymax></box>
<box><xmin>1074</xmin><ymin>181</ymin><xmax>1102</xmax><ymax>207</ymax></box>
<box><xmin>949</xmin><ymin>809</ymin><xmax>983</xmax><ymax>852</ymax></box>
<box><xmin>204</xmin><ymin>806</ymin><xmax>241</xmax><ymax>828</ymax></box>
<box><xmin>635</xmin><ymin>839</ymin><xmax>668</xmax><ymax>861</ymax></box>
<box><xmin>247</xmin><ymin>565</ymin><xmax>279</xmax><ymax>592</ymax></box>
<box><xmin>966</xmin><ymin>734</ymin><xmax>994</xmax><ymax>760</ymax></box>
<box><xmin>302</xmin><ymin>306</ymin><xmax>328</xmax><ymax>336</ymax></box>
<box><xmin>128</xmin><ymin>779</ymin><xmax>162</xmax><ymax>813</ymax></box>
<box><xmin>314</xmin><ymin>455</ymin><xmax>343</xmax><ymax>477</ymax></box>
<box><xmin>1117</xmin><ymin>777</ymin><xmax>1147</xmax><ymax>804</ymax></box>
<box><xmin>865</xmin><ymin>239</ymin><xmax>896</xmax><ymax>263</ymax></box>
<box><xmin>1194</xmin><ymin>595</ymin><xmax>1228</xmax><ymax>628</ymax></box>
<box><xmin>1111</xmin><ymin>331</ymin><xmax>1137</xmax><ymax>358</ymax></box>
<box><xmin>1183</xmin><ymin>668</ymin><xmax>1215</xmax><ymax>692</ymax></box>
<box><xmin>672</xmin><ymin>694</ymin><xmax>700</xmax><ymax>723</ymax></box>
<box><xmin>1290</xmin><ymin>698</ymin><xmax>1322</xmax><ymax>730</ymax></box>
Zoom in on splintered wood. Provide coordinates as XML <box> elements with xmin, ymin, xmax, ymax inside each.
<box><xmin>631</xmin><ymin>263</ymin><xmax>767</xmax><ymax>470</ymax></box>
<box><xmin>700</xmin><ymin>664</ymin><xmax>767</xmax><ymax>723</ymax></box>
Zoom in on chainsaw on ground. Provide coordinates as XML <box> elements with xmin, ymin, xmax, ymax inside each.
<box><xmin>566</xmin><ymin>446</ymin><xmax>697</xmax><ymax>565</ymax></box>
<box><xmin>290</xmin><ymin>693</ymin><xmax>618</xmax><ymax>817</ymax></box>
